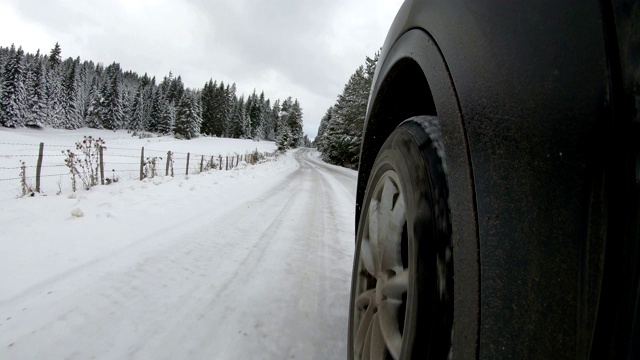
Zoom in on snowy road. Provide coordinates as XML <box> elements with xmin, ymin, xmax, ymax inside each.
<box><xmin>0</xmin><ymin>149</ymin><xmax>357</xmax><ymax>359</ymax></box>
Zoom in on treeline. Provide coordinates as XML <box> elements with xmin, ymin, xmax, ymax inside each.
<box><xmin>314</xmin><ymin>53</ymin><xmax>377</xmax><ymax>169</ymax></box>
<box><xmin>0</xmin><ymin>43</ymin><xmax>304</xmax><ymax>148</ymax></box>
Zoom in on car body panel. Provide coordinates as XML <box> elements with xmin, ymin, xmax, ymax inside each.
<box><xmin>357</xmin><ymin>0</ymin><xmax>624</xmax><ymax>358</ymax></box>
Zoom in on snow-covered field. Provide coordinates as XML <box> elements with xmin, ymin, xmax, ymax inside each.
<box><xmin>0</xmin><ymin>129</ymin><xmax>357</xmax><ymax>359</ymax></box>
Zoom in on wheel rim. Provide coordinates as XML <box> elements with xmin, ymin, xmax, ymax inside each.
<box><xmin>353</xmin><ymin>170</ymin><xmax>409</xmax><ymax>360</ymax></box>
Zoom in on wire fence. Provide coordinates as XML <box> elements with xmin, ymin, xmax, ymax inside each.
<box><xmin>0</xmin><ymin>140</ymin><xmax>277</xmax><ymax>198</ymax></box>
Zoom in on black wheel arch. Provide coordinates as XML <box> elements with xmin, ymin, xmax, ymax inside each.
<box><xmin>356</xmin><ymin>28</ymin><xmax>480</xmax><ymax>359</ymax></box>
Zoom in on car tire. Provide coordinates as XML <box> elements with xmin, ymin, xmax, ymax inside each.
<box><xmin>348</xmin><ymin>116</ymin><xmax>454</xmax><ymax>359</ymax></box>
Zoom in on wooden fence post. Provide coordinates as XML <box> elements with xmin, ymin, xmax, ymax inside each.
<box><xmin>219</xmin><ymin>155</ymin><xmax>222</xmax><ymax>170</ymax></box>
<box><xmin>186</xmin><ymin>152</ymin><xmax>190</xmax><ymax>175</ymax></box>
<box><xmin>166</xmin><ymin>151</ymin><xmax>171</xmax><ymax>176</ymax></box>
<box><xmin>99</xmin><ymin>145</ymin><xmax>105</xmax><ymax>185</ymax></box>
<box><xmin>210</xmin><ymin>156</ymin><xmax>214</xmax><ymax>170</ymax></box>
<box><xmin>35</xmin><ymin>142</ymin><xmax>44</xmax><ymax>192</ymax></box>
<box><xmin>226</xmin><ymin>156</ymin><xmax>229</xmax><ymax>170</ymax></box>
<box><xmin>236</xmin><ymin>154</ymin><xmax>239</xmax><ymax>167</ymax></box>
<box><xmin>200</xmin><ymin>155</ymin><xmax>204</xmax><ymax>173</ymax></box>
<box><xmin>140</xmin><ymin>147</ymin><xmax>145</xmax><ymax>180</ymax></box>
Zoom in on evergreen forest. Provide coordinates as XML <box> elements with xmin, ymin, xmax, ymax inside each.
<box><xmin>315</xmin><ymin>53</ymin><xmax>377</xmax><ymax>169</ymax></box>
<box><xmin>0</xmin><ymin>43</ymin><xmax>304</xmax><ymax>149</ymax></box>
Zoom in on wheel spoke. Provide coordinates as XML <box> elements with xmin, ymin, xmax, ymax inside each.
<box><xmin>379</xmin><ymin>177</ymin><xmax>406</xmax><ymax>275</ymax></box>
<box><xmin>378</xmin><ymin>178</ymin><xmax>399</xmax><ymax>236</ymax></box>
<box><xmin>381</xmin><ymin>269</ymin><xmax>409</xmax><ymax>302</ymax></box>
<box><xmin>367</xmin><ymin>198</ymin><xmax>381</xmax><ymax>275</ymax></box>
<box><xmin>368</xmin><ymin>313</ymin><xmax>388</xmax><ymax>360</ymax></box>
<box><xmin>354</xmin><ymin>289</ymin><xmax>376</xmax><ymax>355</ymax></box>
<box><xmin>380</xmin><ymin>176</ymin><xmax>397</xmax><ymax>214</ymax></box>
<box><xmin>355</xmin><ymin>288</ymin><xmax>376</xmax><ymax>309</ymax></box>
<box><xmin>391</xmin><ymin>195</ymin><xmax>406</xmax><ymax>232</ymax></box>
<box><xmin>378</xmin><ymin>298</ymin><xmax>403</xmax><ymax>360</ymax></box>
<box><xmin>360</xmin><ymin>238</ymin><xmax>376</xmax><ymax>277</ymax></box>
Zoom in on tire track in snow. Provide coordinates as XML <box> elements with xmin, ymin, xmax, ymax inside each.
<box><xmin>0</xmin><ymin>149</ymin><xmax>357</xmax><ymax>360</ymax></box>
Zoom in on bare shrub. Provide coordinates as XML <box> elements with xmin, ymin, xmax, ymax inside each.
<box><xmin>63</xmin><ymin>136</ymin><xmax>106</xmax><ymax>191</ymax></box>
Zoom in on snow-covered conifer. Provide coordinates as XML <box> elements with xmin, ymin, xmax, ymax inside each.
<box><xmin>174</xmin><ymin>91</ymin><xmax>201</xmax><ymax>139</ymax></box>
<box><xmin>0</xmin><ymin>46</ymin><xmax>28</xmax><ymax>127</ymax></box>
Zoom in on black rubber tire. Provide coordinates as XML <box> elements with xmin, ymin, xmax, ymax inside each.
<box><xmin>348</xmin><ymin>116</ymin><xmax>453</xmax><ymax>359</ymax></box>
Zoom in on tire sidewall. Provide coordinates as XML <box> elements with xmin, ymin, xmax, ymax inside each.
<box><xmin>349</xmin><ymin>118</ymin><xmax>452</xmax><ymax>359</ymax></box>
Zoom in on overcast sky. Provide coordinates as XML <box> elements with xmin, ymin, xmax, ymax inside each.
<box><xmin>0</xmin><ymin>0</ymin><xmax>403</xmax><ymax>138</ymax></box>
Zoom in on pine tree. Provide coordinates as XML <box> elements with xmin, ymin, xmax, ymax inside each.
<box><xmin>31</xmin><ymin>52</ymin><xmax>48</xmax><ymax>127</ymax></box>
<box><xmin>0</xmin><ymin>47</ymin><xmax>7</xmax><ymax>99</ymax></box>
<box><xmin>289</xmin><ymin>99</ymin><xmax>303</xmax><ymax>147</ymax></box>
<box><xmin>257</xmin><ymin>92</ymin><xmax>267</xmax><ymax>139</ymax></box>
<box><xmin>316</xmin><ymin>53</ymin><xmax>378</xmax><ymax>168</ymax></box>
<box><xmin>128</xmin><ymin>83</ymin><xmax>146</xmax><ymax>131</ymax></box>
<box><xmin>247</xmin><ymin>90</ymin><xmax>263</xmax><ymax>139</ymax></box>
<box><xmin>174</xmin><ymin>92</ymin><xmax>201</xmax><ymax>139</ymax></box>
<box><xmin>22</xmin><ymin>61</ymin><xmax>36</xmax><ymax>126</ymax></box>
<box><xmin>85</xmin><ymin>76</ymin><xmax>102</xmax><ymax>128</ymax></box>
<box><xmin>192</xmin><ymin>91</ymin><xmax>203</xmax><ymax>135</ymax></box>
<box><xmin>143</xmin><ymin>76</ymin><xmax>155</xmax><ymax>131</ymax></box>
<box><xmin>168</xmin><ymin>75</ymin><xmax>184</xmax><ymax>105</ymax></box>
<box><xmin>276</xmin><ymin>97</ymin><xmax>304</xmax><ymax>149</ymax></box>
<box><xmin>315</xmin><ymin>106</ymin><xmax>333</xmax><ymax>153</ymax></box>
<box><xmin>302</xmin><ymin>134</ymin><xmax>312</xmax><ymax>147</ymax></box>
<box><xmin>270</xmin><ymin>99</ymin><xmax>280</xmax><ymax>140</ymax></box>
<box><xmin>148</xmin><ymin>86</ymin><xmax>163</xmax><ymax>132</ymax></box>
<box><xmin>48</xmin><ymin>42</ymin><xmax>62</xmax><ymax>68</ymax></box>
<box><xmin>127</xmin><ymin>73</ymin><xmax>152</xmax><ymax>132</ymax></box>
<box><xmin>211</xmin><ymin>81</ymin><xmax>230</xmax><ymax>136</ymax></box>
<box><xmin>227</xmin><ymin>95</ymin><xmax>247</xmax><ymax>138</ymax></box>
<box><xmin>200</xmin><ymin>79</ymin><xmax>216</xmax><ymax>135</ymax></box>
<box><xmin>223</xmin><ymin>83</ymin><xmax>237</xmax><ymax>136</ymax></box>
<box><xmin>262</xmin><ymin>98</ymin><xmax>274</xmax><ymax>140</ymax></box>
<box><xmin>279</xmin><ymin>97</ymin><xmax>292</xmax><ymax>137</ymax></box>
<box><xmin>276</xmin><ymin>128</ymin><xmax>291</xmax><ymax>151</ymax></box>
<box><xmin>156</xmin><ymin>94</ymin><xmax>174</xmax><ymax>134</ymax></box>
<box><xmin>0</xmin><ymin>46</ymin><xmax>28</xmax><ymax>127</ymax></box>
<box><xmin>62</xmin><ymin>58</ymin><xmax>83</xmax><ymax>129</ymax></box>
<box><xmin>44</xmin><ymin>43</ymin><xmax>65</xmax><ymax>128</ymax></box>
<box><xmin>100</xmin><ymin>63</ymin><xmax>125</xmax><ymax>130</ymax></box>
<box><xmin>76</xmin><ymin>58</ymin><xmax>89</xmax><ymax>122</ymax></box>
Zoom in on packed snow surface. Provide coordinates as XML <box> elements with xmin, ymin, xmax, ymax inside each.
<box><xmin>0</xmin><ymin>128</ymin><xmax>357</xmax><ymax>359</ymax></box>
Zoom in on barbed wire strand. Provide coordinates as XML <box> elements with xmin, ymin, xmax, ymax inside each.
<box><xmin>103</xmin><ymin>154</ymin><xmax>140</xmax><ymax>158</ymax></box>
<box><xmin>44</xmin><ymin>144</ymin><xmax>73</xmax><ymax>148</ymax></box>
<box><xmin>40</xmin><ymin>173</ymin><xmax>71</xmax><ymax>178</ymax></box>
<box><xmin>0</xmin><ymin>142</ymin><xmax>41</xmax><ymax>146</ymax></box>
<box><xmin>105</xmin><ymin>146</ymin><xmax>141</xmax><ymax>151</ymax></box>
<box><xmin>1</xmin><ymin>154</ymin><xmax>64</xmax><ymax>157</ymax></box>
<box><xmin>0</xmin><ymin>164</ymin><xmax>67</xmax><ymax>169</ymax></box>
<box><xmin>0</xmin><ymin>149</ymin><xmax>277</xmax><ymax>180</ymax></box>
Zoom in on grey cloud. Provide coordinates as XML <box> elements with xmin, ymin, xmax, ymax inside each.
<box><xmin>2</xmin><ymin>0</ymin><xmax>402</xmax><ymax>137</ymax></box>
